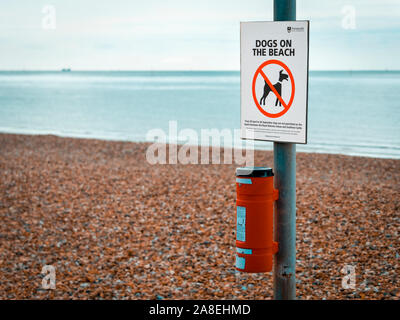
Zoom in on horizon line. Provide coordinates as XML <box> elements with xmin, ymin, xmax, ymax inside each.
<box><xmin>0</xmin><ymin>69</ymin><xmax>399</xmax><ymax>72</ymax></box>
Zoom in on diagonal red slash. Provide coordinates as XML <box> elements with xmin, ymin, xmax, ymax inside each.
<box><xmin>259</xmin><ymin>69</ymin><xmax>288</xmax><ymax>109</ymax></box>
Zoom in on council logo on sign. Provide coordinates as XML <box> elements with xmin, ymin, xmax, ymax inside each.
<box><xmin>252</xmin><ymin>59</ymin><xmax>295</xmax><ymax>118</ymax></box>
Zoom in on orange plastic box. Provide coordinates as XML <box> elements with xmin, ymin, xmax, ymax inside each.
<box><xmin>235</xmin><ymin>167</ymin><xmax>279</xmax><ymax>272</ymax></box>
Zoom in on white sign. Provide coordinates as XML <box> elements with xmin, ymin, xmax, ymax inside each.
<box><xmin>240</xmin><ymin>21</ymin><xmax>309</xmax><ymax>144</ymax></box>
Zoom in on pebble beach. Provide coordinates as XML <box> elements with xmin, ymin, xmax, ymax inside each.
<box><xmin>0</xmin><ymin>133</ymin><xmax>399</xmax><ymax>300</ymax></box>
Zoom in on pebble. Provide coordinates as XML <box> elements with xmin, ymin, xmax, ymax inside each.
<box><xmin>0</xmin><ymin>133</ymin><xmax>399</xmax><ymax>300</ymax></box>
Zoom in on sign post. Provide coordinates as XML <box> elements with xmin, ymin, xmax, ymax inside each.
<box><xmin>240</xmin><ymin>0</ymin><xmax>308</xmax><ymax>300</ymax></box>
<box><xmin>273</xmin><ymin>0</ymin><xmax>297</xmax><ymax>301</ymax></box>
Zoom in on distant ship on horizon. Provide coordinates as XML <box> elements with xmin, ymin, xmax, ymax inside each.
<box><xmin>61</xmin><ymin>68</ymin><xmax>71</xmax><ymax>72</ymax></box>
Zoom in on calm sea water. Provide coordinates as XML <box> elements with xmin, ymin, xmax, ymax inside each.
<box><xmin>0</xmin><ymin>71</ymin><xmax>399</xmax><ymax>158</ymax></box>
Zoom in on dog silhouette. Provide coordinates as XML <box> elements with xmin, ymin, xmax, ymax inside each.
<box><xmin>259</xmin><ymin>69</ymin><xmax>289</xmax><ymax>107</ymax></box>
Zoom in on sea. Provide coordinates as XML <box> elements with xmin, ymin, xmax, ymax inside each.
<box><xmin>0</xmin><ymin>71</ymin><xmax>399</xmax><ymax>159</ymax></box>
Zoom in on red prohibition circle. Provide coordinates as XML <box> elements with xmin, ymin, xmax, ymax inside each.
<box><xmin>252</xmin><ymin>59</ymin><xmax>295</xmax><ymax>118</ymax></box>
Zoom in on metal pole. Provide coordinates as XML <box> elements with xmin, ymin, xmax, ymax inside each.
<box><xmin>273</xmin><ymin>0</ymin><xmax>296</xmax><ymax>300</ymax></box>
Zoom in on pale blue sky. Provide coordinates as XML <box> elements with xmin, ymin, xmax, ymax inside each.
<box><xmin>0</xmin><ymin>0</ymin><xmax>399</xmax><ymax>70</ymax></box>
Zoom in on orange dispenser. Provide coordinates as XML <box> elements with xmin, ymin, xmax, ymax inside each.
<box><xmin>235</xmin><ymin>167</ymin><xmax>279</xmax><ymax>273</ymax></box>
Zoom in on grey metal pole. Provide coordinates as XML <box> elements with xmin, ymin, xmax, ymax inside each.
<box><xmin>273</xmin><ymin>0</ymin><xmax>297</xmax><ymax>300</ymax></box>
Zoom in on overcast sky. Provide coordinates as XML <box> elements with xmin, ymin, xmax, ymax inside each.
<box><xmin>0</xmin><ymin>0</ymin><xmax>399</xmax><ymax>70</ymax></box>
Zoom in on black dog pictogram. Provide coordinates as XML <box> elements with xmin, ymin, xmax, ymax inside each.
<box><xmin>259</xmin><ymin>69</ymin><xmax>289</xmax><ymax>107</ymax></box>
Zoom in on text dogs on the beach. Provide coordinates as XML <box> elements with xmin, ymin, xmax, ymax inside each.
<box><xmin>146</xmin><ymin>121</ymin><xmax>254</xmax><ymax>165</ymax></box>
